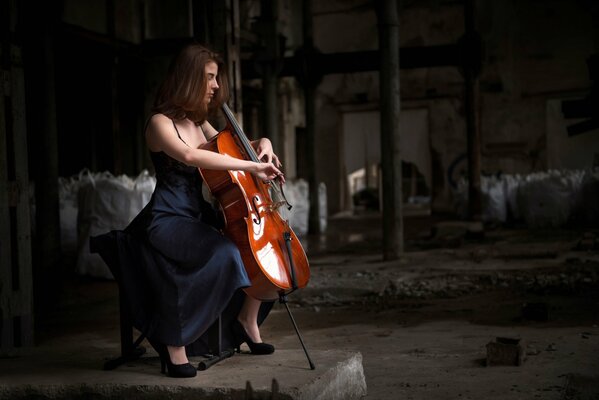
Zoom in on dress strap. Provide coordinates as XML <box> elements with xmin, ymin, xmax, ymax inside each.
<box><xmin>172</xmin><ymin>120</ymin><xmax>189</xmax><ymax>146</ymax></box>
<box><xmin>141</xmin><ymin>114</ymin><xmax>190</xmax><ymax>147</ymax></box>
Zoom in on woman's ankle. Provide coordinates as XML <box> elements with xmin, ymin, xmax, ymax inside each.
<box><xmin>236</xmin><ymin>319</ymin><xmax>262</xmax><ymax>343</ymax></box>
<box><xmin>166</xmin><ymin>345</ymin><xmax>189</xmax><ymax>365</ymax></box>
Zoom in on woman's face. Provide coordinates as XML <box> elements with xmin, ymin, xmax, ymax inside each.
<box><xmin>204</xmin><ymin>61</ymin><xmax>219</xmax><ymax>104</ymax></box>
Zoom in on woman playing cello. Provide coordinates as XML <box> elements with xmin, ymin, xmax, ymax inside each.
<box><xmin>92</xmin><ymin>43</ymin><xmax>282</xmax><ymax>378</ymax></box>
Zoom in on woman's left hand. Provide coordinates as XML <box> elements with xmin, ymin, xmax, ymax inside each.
<box><xmin>254</xmin><ymin>138</ymin><xmax>282</xmax><ymax>168</ymax></box>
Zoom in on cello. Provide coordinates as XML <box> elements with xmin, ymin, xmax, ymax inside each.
<box><xmin>198</xmin><ymin>103</ymin><xmax>310</xmax><ymax>302</ymax></box>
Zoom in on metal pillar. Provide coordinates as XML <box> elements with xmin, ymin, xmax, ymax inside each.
<box><xmin>263</xmin><ymin>71</ymin><xmax>279</xmax><ymax>151</ymax></box>
<box><xmin>463</xmin><ymin>0</ymin><xmax>482</xmax><ymax>221</ymax></box>
<box><xmin>37</xmin><ymin>9</ymin><xmax>61</xmax><ymax>286</ymax></box>
<box><xmin>107</xmin><ymin>0</ymin><xmax>122</xmax><ymax>175</ymax></box>
<box><xmin>257</xmin><ymin>0</ymin><xmax>282</xmax><ymax>154</ymax></box>
<box><xmin>376</xmin><ymin>0</ymin><xmax>403</xmax><ymax>259</ymax></box>
<box><xmin>193</xmin><ymin>0</ymin><xmax>243</xmax><ymax>121</ymax></box>
<box><xmin>226</xmin><ymin>0</ymin><xmax>243</xmax><ymax>119</ymax></box>
<box><xmin>301</xmin><ymin>0</ymin><xmax>321</xmax><ymax>234</ymax></box>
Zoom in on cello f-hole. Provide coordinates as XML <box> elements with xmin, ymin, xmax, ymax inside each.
<box><xmin>251</xmin><ymin>196</ymin><xmax>261</xmax><ymax>225</ymax></box>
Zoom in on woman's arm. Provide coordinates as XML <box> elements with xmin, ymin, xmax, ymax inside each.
<box><xmin>146</xmin><ymin>114</ymin><xmax>281</xmax><ymax>180</ymax></box>
<box><xmin>200</xmin><ymin>120</ymin><xmax>220</xmax><ymax>140</ymax></box>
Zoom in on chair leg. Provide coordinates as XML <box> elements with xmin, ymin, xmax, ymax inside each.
<box><xmin>103</xmin><ymin>287</ymin><xmax>146</xmax><ymax>370</ymax></box>
<box><xmin>197</xmin><ymin>314</ymin><xmax>234</xmax><ymax>371</ymax></box>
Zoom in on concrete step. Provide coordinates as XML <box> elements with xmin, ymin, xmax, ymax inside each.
<box><xmin>0</xmin><ymin>345</ymin><xmax>366</xmax><ymax>400</ymax></box>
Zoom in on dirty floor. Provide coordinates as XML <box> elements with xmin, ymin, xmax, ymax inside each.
<box><xmin>32</xmin><ymin>211</ymin><xmax>599</xmax><ymax>399</ymax></box>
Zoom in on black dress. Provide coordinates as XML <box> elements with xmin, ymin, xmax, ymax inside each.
<box><xmin>90</xmin><ymin>122</ymin><xmax>271</xmax><ymax>355</ymax></box>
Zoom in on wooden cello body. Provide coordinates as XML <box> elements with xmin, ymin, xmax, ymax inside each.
<box><xmin>198</xmin><ymin>104</ymin><xmax>310</xmax><ymax>301</ymax></box>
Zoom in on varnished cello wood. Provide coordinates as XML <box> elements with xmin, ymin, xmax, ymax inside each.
<box><xmin>199</xmin><ymin>118</ymin><xmax>310</xmax><ymax>301</ymax></box>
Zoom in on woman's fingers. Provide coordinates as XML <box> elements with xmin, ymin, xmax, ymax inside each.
<box><xmin>251</xmin><ymin>160</ymin><xmax>286</xmax><ymax>183</ymax></box>
<box><xmin>255</xmin><ymin>162</ymin><xmax>279</xmax><ymax>181</ymax></box>
<box><xmin>263</xmin><ymin>162</ymin><xmax>284</xmax><ymax>182</ymax></box>
<box><xmin>267</xmin><ymin>163</ymin><xmax>282</xmax><ymax>177</ymax></box>
<box><xmin>257</xmin><ymin>149</ymin><xmax>272</xmax><ymax>164</ymax></box>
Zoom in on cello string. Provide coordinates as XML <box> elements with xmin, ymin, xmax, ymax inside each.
<box><xmin>222</xmin><ymin>104</ymin><xmax>260</xmax><ymax>163</ymax></box>
<box><xmin>221</xmin><ymin>104</ymin><xmax>289</xmax><ymax>209</ymax></box>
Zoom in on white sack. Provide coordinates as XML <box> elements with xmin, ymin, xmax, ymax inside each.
<box><xmin>279</xmin><ymin>178</ymin><xmax>310</xmax><ymax>236</ymax></box>
<box><xmin>76</xmin><ymin>170</ymin><xmax>155</xmax><ymax>279</ymax></box>
<box><xmin>59</xmin><ymin>169</ymin><xmax>96</xmax><ymax>257</ymax></box>
<box><xmin>481</xmin><ymin>176</ymin><xmax>506</xmax><ymax>223</ymax></box>
<box><xmin>319</xmin><ymin>182</ymin><xmax>328</xmax><ymax>232</ymax></box>
<box><xmin>517</xmin><ymin>170</ymin><xmax>584</xmax><ymax>228</ymax></box>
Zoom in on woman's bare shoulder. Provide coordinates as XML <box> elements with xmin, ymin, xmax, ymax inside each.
<box><xmin>148</xmin><ymin>113</ymin><xmax>172</xmax><ymax>129</ymax></box>
<box><xmin>146</xmin><ymin>114</ymin><xmax>175</xmax><ymax>151</ymax></box>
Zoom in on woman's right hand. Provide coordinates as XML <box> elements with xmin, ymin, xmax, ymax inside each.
<box><xmin>251</xmin><ymin>162</ymin><xmax>284</xmax><ymax>182</ymax></box>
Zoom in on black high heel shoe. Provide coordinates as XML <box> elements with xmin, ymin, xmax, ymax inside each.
<box><xmin>231</xmin><ymin>320</ymin><xmax>275</xmax><ymax>355</ymax></box>
<box><xmin>148</xmin><ymin>339</ymin><xmax>197</xmax><ymax>378</ymax></box>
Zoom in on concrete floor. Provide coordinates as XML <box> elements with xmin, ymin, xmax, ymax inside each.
<box><xmin>2</xmin><ymin>210</ymin><xmax>599</xmax><ymax>399</ymax></box>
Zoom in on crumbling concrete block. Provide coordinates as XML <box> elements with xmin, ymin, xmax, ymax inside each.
<box><xmin>486</xmin><ymin>337</ymin><xmax>525</xmax><ymax>366</ymax></box>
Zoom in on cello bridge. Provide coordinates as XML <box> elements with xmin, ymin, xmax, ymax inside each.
<box><xmin>265</xmin><ymin>201</ymin><xmax>287</xmax><ymax>212</ymax></box>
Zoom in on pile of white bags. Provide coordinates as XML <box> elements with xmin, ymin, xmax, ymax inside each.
<box><xmin>59</xmin><ymin>170</ymin><xmax>93</xmax><ymax>258</ymax></box>
<box><xmin>453</xmin><ymin>168</ymin><xmax>599</xmax><ymax>228</ymax></box>
<box><xmin>278</xmin><ymin>179</ymin><xmax>310</xmax><ymax>236</ymax></box>
<box><xmin>576</xmin><ymin>169</ymin><xmax>599</xmax><ymax>225</ymax></box>
<box><xmin>318</xmin><ymin>182</ymin><xmax>328</xmax><ymax>233</ymax></box>
<box><xmin>277</xmin><ymin>179</ymin><xmax>327</xmax><ymax>236</ymax></box>
<box><xmin>515</xmin><ymin>170</ymin><xmax>585</xmax><ymax>228</ymax></box>
<box><xmin>454</xmin><ymin>175</ymin><xmax>506</xmax><ymax>222</ymax></box>
<box><xmin>61</xmin><ymin>169</ymin><xmax>156</xmax><ymax>279</ymax></box>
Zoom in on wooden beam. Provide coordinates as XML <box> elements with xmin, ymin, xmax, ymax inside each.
<box><xmin>242</xmin><ymin>44</ymin><xmax>460</xmax><ymax>79</ymax></box>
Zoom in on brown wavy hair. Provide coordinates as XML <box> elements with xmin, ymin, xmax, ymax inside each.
<box><xmin>152</xmin><ymin>43</ymin><xmax>229</xmax><ymax>124</ymax></box>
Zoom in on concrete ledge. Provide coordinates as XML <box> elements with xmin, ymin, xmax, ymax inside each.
<box><xmin>0</xmin><ymin>347</ymin><xmax>366</xmax><ymax>400</ymax></box>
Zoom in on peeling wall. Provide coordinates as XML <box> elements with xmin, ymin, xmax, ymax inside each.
<box><xmin>307</xmin><ymin>0</ymin><xmax>597</xmax><ymax>214</ymax></box>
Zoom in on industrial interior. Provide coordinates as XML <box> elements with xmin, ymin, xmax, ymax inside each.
<box><xmin>1</xmin><ymin>0</ymin><xmax>598</xmax><ymax>399</ymax></box>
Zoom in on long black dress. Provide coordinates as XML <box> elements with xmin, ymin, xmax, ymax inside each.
<box><xmin>90</xmin><ymin>122</ymin><xmax>271</xmax><ymax>355</ymax></box>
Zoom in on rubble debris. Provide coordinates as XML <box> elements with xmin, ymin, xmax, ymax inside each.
<box><xmin>486</xmin><ymin>337</ymin><xmax>525</xmax><ymax>366</ymax></box>
<box><xmin>374</xmin><ymin>262</ymin><xmax>599</xmax><ymax>301</ymax></box>
<box><xmin>546</xmin><ymin>343</ymin><xmax>557</xmax><ymax>351</ymax></box>
<box><xmin>525</xmin><ymin>344</ymin><xmax>540</xmax><ymax>356</ymax></box>
<box><xmin>297</xmin><ymin>257</ymin><xmax>598</xmax><ymax>311</ymax></box>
